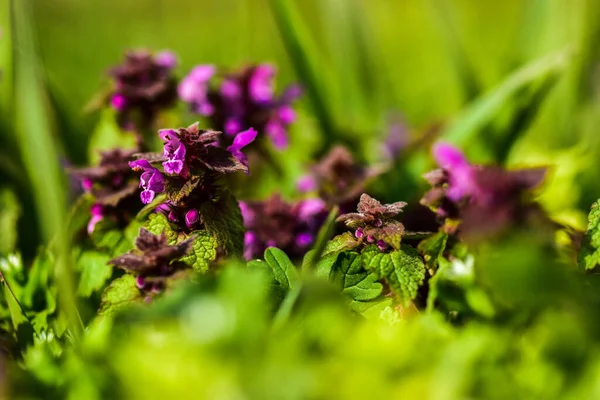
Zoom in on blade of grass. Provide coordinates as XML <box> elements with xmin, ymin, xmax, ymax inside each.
<box><xmin>12</xmin><ymin>0</ymin><xmax>82</xmax><ymax>339</ymax></box>
<box><xmin>267</xmin><ymin>0</ymin><xmax>343</xmax><ymax>153</ymax></box>
<box><xmin>440</xmin><ymin>48</ymin><xmax>571</xmax><ymax>148</ymax></box>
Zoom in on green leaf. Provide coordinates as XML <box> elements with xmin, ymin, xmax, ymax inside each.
<box><xmin>361</xmin><ymin>245</ymin><xmax>393</xmax><ymax>279</ymax></box>
<box><xmin>145</xmin><ymin>213</ymin><xmax>178</xmax><ymax>245</ymax></box>
<box><xmin>579</xmin><ymin>200</ymin><xmax>600</xmax><ymax>271</ymax></box>
<box><xmin>198</xmin><ymin>190</ymin><xmax>244</xmax><ymax>257</ymax></box>
<box><xmin>0</xmin><ymin>187</ymin><xmax>20</xmax><ymax>255</ymax></box>
<box><xmin>263</xmin><ymin>247</ymin><xmax>299</xmax><ymax>290</ymax></box>
<box><xmin>67</xmin><ymin>194</ymin><xmax>94</xmax><ymax>239</ymax></box>
<box><xmin>385</xmin><ymin>245</ymin><xmax>426</xmax><ymax>305</ymax></box>
<box><xmin>180</xmin><ymin>231</ymin><xmax>217</xmax><ymax>273</ymax></box>
<box><xmin>418</xmin><ymin>230</ymin><xmax>448</xmax><ymax>270</ymax></box>
<box><xmin>330</xmin><ymin>251</ymin><xmax>383</xmax><ymax>302</ymax></box>
<box><xmin>76</xmin><ymin>251</ymin><xmax>113</xmax><ymax>297</ymax></box>
<box><xmin>322</xmin><ymin>232</ymin><xmax>360</xmax><ymax>257</ymax></box>
<box><xmin>99</xmin><ymin>275</ymin><xmax>143</xmax><ymax>316</ymax></box>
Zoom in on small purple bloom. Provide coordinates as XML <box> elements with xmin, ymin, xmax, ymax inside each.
<box><xmin>355</xmin><ymin>228</ymin><xmax>364</xmax><ymax>239</ymax></box>
<box><xmin>221</xmin><ymin>79</ymin><xmax>242</xmax><ymax>100</ymax></box>
<box><xmin>366</xmin><ymin>235</ymin><xmax>374</xmax><ymax>243</ymax></box>
<box><xmin>82</xmin><ymin>178</ymin><xmax>93</xmax><ymax>192</ymax></box>
<box><xmin>224</xmin><ymin>118</ymin><xmax>242</xmax><ymax>136</ymax></box>
<box><xmin>178</xmin><ymin>65</ymin><xmax>216</xmax><ymax>115</ymax></box>
<box><xmin>136</xmin><ymin>276</ymin><xmax>146</xmax><ymax>289</ymax></box>
<box><xmin>130</xmin><ymin>159</ymin><xmax>165</xmax><ymax>204</ymax></box>
<box><xmin>265</xmin><ymin>119</ymin><xmax>288</xmax><ymax>149</ymax></box>
<box><xmin>433</xmin><ymin>142</ymin><xmax>475</xmax><ymax>202</ymax></box>
<box><xmin>249</xmin><ymin>64</ymin><xmax>275</xmax><ymax>104</ymax></box>
<box><xmin>88</xmin><ymin>204</ymin><xmax>104</xmax><ymax>235</ymax></box>
<box><xmin>227</xmin><ymin>128</ymin><xmax>257</xmax><ymax>171</ymax></box>
<box><xmin>377</xmin><ymin>240</ymin><xmax>387</xmax><ymax>251</ymax></box>
<box><xmin>278</xmin><ymin>105</ymin><xmax>296</xmax><ymax>124</ymax></box>
<box><xmin>297</xmin><ymin>198</ymin><xmax>327</xmax><ymax>222</ymax></box>
<box><xmin>155</xmin><ymin>51</ymin><xmax>178</xmax><ymax>69</ymax></box>
<box><xmin>297</xmin><ymin>175</ymin><xmax>318</xmax><ymax>192</ymax></box>
<box><xmin>159</xmin><ymin>130</ymin><xmax>187</xmax><ymax>175</ymax></box>
<box><xmin>111</xmin><ymin>94</ymin><xmax>127</xmax><ymax>110</ymax></box>
<box><xmin>185</xmin><ymin>209</ymin><xmax>200</xmax><ymax>228</ymax></box>
<box><xmin>296</xmin><ymin>232</ymin><xmax>313</xmax><ymax>248</ymax></box>
<box><xmin>239</xmin><ymin>201</ymin><xmax>255</xmax><ymax>225</ymax></box>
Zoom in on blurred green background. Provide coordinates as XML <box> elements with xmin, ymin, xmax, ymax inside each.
<box><xmin>2</xmin><ymin>0</ymin><xmax>600</xmax><ymax>254</ymax></box>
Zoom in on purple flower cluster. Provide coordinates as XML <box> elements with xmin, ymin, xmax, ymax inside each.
<box><xmin>71</xmin><ymin>149</ymin><xmax>142</xmax><ymax>234</ymax></box>
<box><xmin>297</xmin><ymin>146</ymin><xmax>380</xmax><ymax>212</ymax></box>
<box><xmin>130</xmin><ymin>122</ymin><xmax>256</xmax><ymax>231</ymax></box>
<box><xmin>109</xmin><ymin>228</ymin><xmax>194</xmax><ymax>297</ymax></box>
<box><xmin>108</xmin><ymin>50</ymin><xmax>178</xmax><ymax>129</ymax></box>
<box><xmin>240</xmin><ymin>195</ymin><xmax>328</xmax><ymax>260</ymax></box>
<box><xmin>421</xmin><ymin>142</ymin><xmax>547</xmax><ymax>237</ymax></box>
<box><xmin>179</xmin><ymin>63</ymin><xmax>301</xmax><ymax>149</ymax></box>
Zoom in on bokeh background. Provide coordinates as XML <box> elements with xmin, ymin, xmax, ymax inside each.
<box><xmin>2</xmin><ymin>0</ymin><xmax>600</xmax><ymax>254</ymax></box>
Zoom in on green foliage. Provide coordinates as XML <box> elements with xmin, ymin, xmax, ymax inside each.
<box><xmin>198</xmin><ymin>190</ymin><xmax>244</xmax><ymax>257</ymax></box>
<box><xmin>579</xmin><ymin>200</ymin><xmax>600</xmax><ymax>271</ymax></box>
<box><xmin>99</xmin><ymin>275</ymin><xmax>142</xmax><ymax>316</ymax></box>
<box><xmin>145</xmin><ymin>213</ymin><xmax>178</xmax><ymax>245</ymax></box>
<box><xmin>179</xmin><ymin>231</ymin><xmax>218</xmax><ymax>273</ymax></box>
<box><xmin>263</xmin><ymin>247</ymin><xmax>299</xmax><ymax>290</ymax></box>
<box><xmin>418</xmin><ymin>230</ymin><xmax>448</xmax><ymax>271</ymax></box>
<box><xmin>329</xmin><ymin>251</ymin><xmax>382</xmax><ymax>307</ymax></box>
<box><xmin>385</xmin><ymin>245</ymin><xmax>426</xmax><ymax>304</ymax></box>
<box><xmin>0</xmin><ymin>187</ymin><xmax>21</xmax><ymax>255</ymax></box>
<box><xmin>75</xmin><ymin>251</ymin><xmax>112</xmax><ymax>297</ymax></box>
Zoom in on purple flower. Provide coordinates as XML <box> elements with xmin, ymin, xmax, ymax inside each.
<box><xmin>129</xmin><ymin>159</ymin><xmax>165</xmax><ymax>204</ymax></box>
<box><xmin>159</xmin><ymin>129</ymin><xmax>187</xmax><ymax>175</ymax></box>
<box><xmin>249</xmin><ymin>64</ymin><xmax>275</xmax><ymax>104</ymax></box>
<box><xmin>432</xmin><ymin>142</ymin><xmax>476</xmax><ymax>202</ymax></box>
<box><xmin>110</xmin><ymin>94</ymin><xmax>127</xmax><ymax>111</ymax></box>
<box><xmin>297</xmin><ymin>175</ymin><xmax>318</xmax><ymax>192</ymax></box>
<box><xmin>241</xmin><ymin>195</ymin><xmax>329</xmax><ymax>260</ymax></box>
<box><xmin>227</xmin><ymin>128</ymin><xmax>257</xmax><ymax>171</ymax></box>
<box><xmin>155</xmin><ymin>51</ymin><xmax>178</xmax><ymax>69</ymax></box>
<box><xmin>107</xmin><ymin>50</ymin><xmax>178</xmax><ymax>129</ymax></box>
<box><xmin>185</xmin><ymin>209</ymin><xmax>200</xmax><ymax>228</ymax></box>
<box><xmin>178</xmin><ymin>65</ymin><xmax>215</xmax><ymax>116</ymax></box>
<box><xmin>88</xmin><ymin>204</ymin><xmax>104</xmax><ymax>235</ymax></box>
<box><xmin>180</xmin><ymin>63</ymin><xmax>302</xmax><ymax>149</ymax></box>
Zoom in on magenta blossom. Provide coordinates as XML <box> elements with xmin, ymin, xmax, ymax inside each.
<box><xmin>227</xmin><ymin>128</ymin><xmax>257</xmax><ymax>171</ymax></box>
<box><xmin>178</xmin><ymin>65</ymin><xmax>216</xmax><ymax>116</ymax></box>
<box><xmin>129</xmin><ymin>159</ymin><xmax>165</xmax><ymax>204</ymax></box>
<box><xmin>432</xmin><ymin>142</ymin><xmax>475</xmax><ymax>202</ymax></box>
<box><xmin>159</xmin><ymin>129</ymin><xmax>187</xmax><ymax>175</ymax></box>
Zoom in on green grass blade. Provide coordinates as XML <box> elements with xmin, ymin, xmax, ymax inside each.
<box><xmin>267</xmin><ymin>0</ymin><xmax>341</xmax><ymax>152</ymax></box>
<box><xmin>11</xmin><ymin>0</ymin><xmax>82</xmax><ymax>339</ymax></box>
<box><xmin>440</xmin><ymin>48</ymin><xmax>571</xmax><ymax>149</ymax></box>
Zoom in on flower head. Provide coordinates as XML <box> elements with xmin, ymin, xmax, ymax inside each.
<box><xmin>421</xmin><ymin>142</ymin><xmax>548</xmax><ymax>237</ymax></box>
<box><xmin>129</xmin><ymin>159</ymin><xmax>165</xmax><ymax>204</ymax></box>
<box><xmin>337</xmin><ymin>193</ymin><xmax>407</xmax><ymax>250</ymax></box>
<box><xmin>108</xmin><ymin>50</ymin><xmax>178</xmax><ymax>129</ymax></box>
<box><xmin>241</xmin><ymin>195</ymin><xmax>328</xmax><ymax>260</ymax></box>
<box><xmin>227</xmin><ymin>128</ymin><xmax>258</xmax><ymax>171</ymax></box>
<box><xmin>179</xmin><ymin>63</ymin><xmax>301</xmax><ymax>149</ymax></box>
<box><xmin>109</xmin><ymin>228</ymin><xmax>194</xmax><ymax>294</ymax></box>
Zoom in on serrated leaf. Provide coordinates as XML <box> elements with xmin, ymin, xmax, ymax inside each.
<box><xmin>330</xmin><ymin>251</ymin><xmax>382</xmax><ymax>302</ymax></box>
<box><xmin>166</xmin><ymin>175</ymin><xmax>201</xmax><ymax>203</ymax></box>
<box><xmin>145</xmin><ymin>213</ymin><xmax>178</xmax><ymax>245</ymax></box>
<box><xmin>579</xmin><ymin>200</ymin><xmax>600</xmax><ymax>271</ymax></box>
<box><xmin>198</xmin><ymin>190</ymin><xmax>244</xmax><ymax>257</ymax></box>
<box><xmin>264</xmin><ymin>247</ymin><xmax>299</xmax><ymax>290</ymax></box>
<box><xmin>322</xmin><ymin>232</ymin><xmax>360</xmax><ymax>257</ymax></box>
<box><xmin>385</xmin><ymin>245</ymin><xmax>426</xmax><ymax>304</ymax></box>
<box><xmin>99</xmin><ymin>275</ymin><xmax>143</xmax><ymax>316</ymax></box>
<box><xmin>179</xmin><ymin>230</ymin><xmax>217</xmax><ymax>273</ymax></box>
<box><xmin>418</xmin><ymin>230</ymin><xmax>448</xmax><ymax>270</ymax></box>
<box><xmin>76</xmin><ymin>251</ymin><xmax>113</xmax><ymax>297</ymax></box>
<box><xmin>361</xmin><ymin>245</ymin><xmax>393</xmax><ymax>279</ymax></box>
